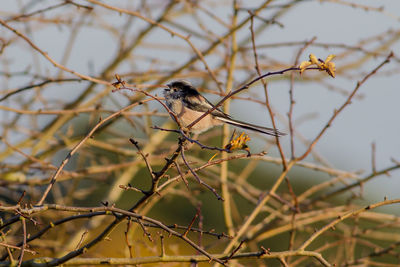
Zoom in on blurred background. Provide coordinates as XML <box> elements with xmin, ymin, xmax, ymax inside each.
<box><xmin>1</xmin><ymin>0</ymin><xmax>400</xmax><ymax>266</ymax></box>
<box><xmin>1</xmin><ymin>0</ymin><xmax>399</xmax><ymax>205</ymax></box>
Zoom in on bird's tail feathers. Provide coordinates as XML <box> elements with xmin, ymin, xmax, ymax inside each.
<box><xmin>215</xmin><ymin>117</ymin><xmax>286</xmax><ymax>137</ymax></box>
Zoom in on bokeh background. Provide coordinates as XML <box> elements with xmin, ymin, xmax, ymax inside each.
<box><xmin>1</xmin><ymin>0</ymin><xmax>400</xmax><ymax>266</ymax></box>
<box><xmin>2</xmin><ymin>0</ymin><xmax>399</xmax><ymax>205</ymax></box>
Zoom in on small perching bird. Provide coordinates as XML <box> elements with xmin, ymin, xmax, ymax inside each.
<box><xmin>163</xmin><ymin>80</ymin><xmax>285</xmax><ymax>137</ymax></box>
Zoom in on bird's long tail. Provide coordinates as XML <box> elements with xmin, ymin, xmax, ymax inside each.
<box><xmin>215</xmin><ymin>117</ymin><xmax>286</xmax><ymax>137</ymax></box>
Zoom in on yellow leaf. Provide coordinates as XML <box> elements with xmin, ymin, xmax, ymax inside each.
<box><xmin>325</xmin><ymin>61</ymin><xmax>336</xmax><ymax>78</ymax></box>
<box><xmin>325</xmin><ymin>54</ymin><xmax>335</xmax><ymax>63</ymax></box>
<box><xmin>309</xmin><ymin>54</ymin><xmax>319</xmax><ymax>65</ymax></box>
<box><xmin>209</xmin><ymin>132</ymin><xmax>251</xmax><ymax>161</ymax></box>
<box><xmin>300</xmin><ymin>54</ymin><xmax>336</xmax><ymax>78</ymax></box>
<box><xmin>299</xmin><ymin>61</ymin><xmax>312</xmax><ymax>75</ymax></box>
<box><xmin>225</xmin><ymin>132</ymin><xmax>250</xmax><ymax>151</ymax></box>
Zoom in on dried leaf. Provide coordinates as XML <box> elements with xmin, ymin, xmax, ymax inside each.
<box><xmin>225</xmin><ymin>132</ymin><xmax>250</xmax><ymax>151</ymax></box>
<box><xmin>112</xmin><ymin>73</ymin><xmax>126</xmax><ymax>89</ymax></box>
<box><xmin>325</xmin><ymin>61</ymin><xmax>336</xmax><ymax>78</ymax></box>
<box><xmin>309</xmin><ymin>53</ymin><xmax>319</xmax><ymax>65</ymax></box>
<box><xmin>325</xmin><ymin>54</ymin><xmax>336</xmax><ymax>63</ymax></box>
<box><xmin>300</xmin><ymin>54</ymin><xmax>336</xmax><ymax>78</ymax></box>
<box><xmin>299</xmin><ymin>61</ymin><xmax>312</xmax><ymax>75</ymax></box>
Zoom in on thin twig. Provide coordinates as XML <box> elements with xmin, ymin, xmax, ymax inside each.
<box><xmin>299</xmin><ymin>199</ymin><xmax>400</xmax><ymax>251</ymax></box>
<box><xmin>0</xmin><ymin>78</ymin><xmax>83</xmax><ymax>102</ymax></box>
<box><xmin>36</xmin><ymin>99</ymin><xmax>151</xmax><ymax>205</ymax></box>
<box><xmin>152</xmin><ymin>126</ymin><xmax>231</xmax><ymax>152</ymax></box>
<box><xmin>183</xmin><ymin>210</ymin><xmax>199</xmax><ymax>237</ymax></box>
<box><xmin>181</xmin><ymin>147</ymin><xmax>223</xmax><ymax>201</ymax></box>
<box><xmin>186</xmin><ymin>66</ymin><xmax>312</xmax><ymax>131</ymax></box>
<box><xmin>137</xmin><ymin>219</ymin><xmax>153</xmax><ymax>242</ymax></box>
<box><xmin>1</xmin><ymin>204</ymin><xmax>227</xmax><ymax>265</ymax></box>
<box><xmin>86</xmin><ymin>0</ymin><xmax>224</xmax><ymax>93</ymax></box>
<box><xmin>311</xmin><ymin>163</ymin><xmax>400</xmax><ymax>204</ymax></box>
<box><xmin>296</xmin><ymin>52</ymin><xmax>393</xmax><ymax>161</ymax></box>
<box><xmin>371</xmin><ymin>142</ymin><xmax>377</xmax><ymax>174</ymax></box>
<box><xmin>3</xmin><ymin>249</ymin><xmax>331</xmax><ymax>266</ymax></box>
<box><xmin>159</xmin><ymin>234</ymin><xmax>165</xmax><ymax>257</ymax></box>
<box><xmin>224</xmin><ymin>241</ymin><xmax>244</xmax><ymax>264</ymax></box>
<box><xmin>0</xmin><ymin>18</ymin><xmax>108</xmax><ymax>85</ymax></box>
<box><xmin>288</xmin><ymin>37</ymin><xmax>317</xmax><ymax>158</ymax></box>
<box><xmin>125</xmin><ymin>219</ymin><xmax>133</xmax><ymax>258</ymax></box>
<box><xmin>6</xmin><ymin>2</ymin><xmax>70</xmax><ymax>22</ymax></box>
<box><xmin>0</xmin><ymin>242</ymin><xmax>36</xmax><ymax>255</ymax></box>
<box><xmin>129</xmin><ymin>138</ymin><xmax>155</xmax><ymax>180</ymax></box>
<box><xmin>173</xmin><ymin>161</ymin><xmax>190</xmax><ymax>190</ymax></box>
<box><xmin>17</xmin><ymin>217</ymin><xmax>26</xmax><ymax>267</ymax></box>
<box><xmin>74</xmin><ymin>230</ymin><xmax>88</xmax><ymax>250</ymax></box>
<box><xmin>250</xmin><ymin>13</ymin><xmax>299</xmax><ymax>214</ymax></box>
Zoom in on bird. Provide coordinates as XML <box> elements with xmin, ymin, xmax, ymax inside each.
<box><xmin>163</xmin><ymin>80</ymin><xmax>285</xmax><ymax>137</ymax></box>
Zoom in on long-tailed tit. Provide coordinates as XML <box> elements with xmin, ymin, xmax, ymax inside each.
<box><xmin>163</xmin><ymin>80</ymin><xmax>285</xmax><ymax>136</ymax></box>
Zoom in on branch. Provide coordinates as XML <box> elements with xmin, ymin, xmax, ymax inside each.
<box><xmin>0</xmin><ymin>204</ymin><xmax>226</xmax><ymax>266</ymax></box>
<box><xmin>36</xmin><ymin>99</ymin><xmax>152</xmax><ymax>205</ymax></box>
<box><xmin>0</xmin><ymin>78</ymin><xmax>83</xmax><ymax>102</ymax></box>
<box><xmin>181</xmin><ymin>147</ymin><xmax>223</xmax><ymax>200</ymax></box>
<box><xmin>17</xmin><ymin>217</ymin><xmax>26</xmax><ymax>267</ymax></box>
<box><xmin>296</xmin><ymin>52</ymin><xmax>393</xmax><ymax>161</ymax></box>
<box><xmin>4</xmin><ymin>249</ymin><xmax>330</xmax><ymax>266</ymax></box>
<box><xmin>298</xmin><ymin>198</ymin><xmax>400</xmax><ymax>250</ymax></box>
<box><xmin>311</xmin><ymin>163</ymin><xmax>400</xmax><ymax>203</ymax></box>
<box><xmin>0</xmin><ymin>19</ymin><xmax>108</xmax><ymax>85</ymax></box>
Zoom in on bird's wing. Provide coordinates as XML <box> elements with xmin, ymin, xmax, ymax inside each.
<box><xmin>183</xmin><ymin>93</ymin><xmax>231</xmax><ymax>119</ymax></box>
